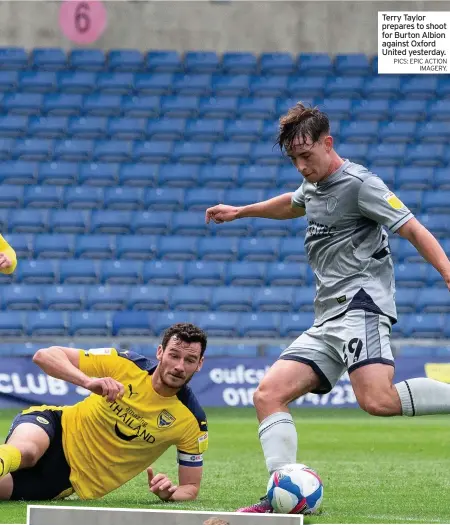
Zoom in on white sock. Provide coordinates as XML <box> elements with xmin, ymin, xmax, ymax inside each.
<box><xmin>258</xmin><ymin>412</ymin><xmax>297</xmax><ymax>474</ymax></box>
<box><xmin>395</xmin><ymin>378</ymin><xmax>450</xmax><ymax>416</ymax></box>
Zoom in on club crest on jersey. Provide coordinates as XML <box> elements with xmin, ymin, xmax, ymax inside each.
<box><xmin>326</xmin><ymin>196</ymin><xmax>338</xmax><ymax>214</ymax></box>
<box><xmin>157</xmin><ymin>410</ymin><xmax>176</xmax><ymax>429</ymax></box>
<box><xmin>383</xmin><ymin>191</ymin><xmax>405</xmax><ymax>210</ymax></box>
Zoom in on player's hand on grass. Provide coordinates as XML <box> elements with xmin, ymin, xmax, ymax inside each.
<box><xmin>147</xmin><ymin>467</ymin><xmax>178</xmax><ymax>501</ymax></box>
<box><xmin>84</xmin><ymin>377</ymin><xmax>125</xmax><ymax>402</ymax></box>
<box><xmin>205</xmin><ymin>204</ymin><xmax>240</xmax><ymax>224</ymax></box>
<box><xmin>0</xmin><ymin>252</ymin><xmax>12</xmax><ymax>269</ymax></box>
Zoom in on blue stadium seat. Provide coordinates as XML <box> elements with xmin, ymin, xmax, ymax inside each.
<box><xmin>0</xmin><ymin>47</ymin><xmax>28</xmax><ymax>70</ymax></box>
<box><xmin>252</xmin><ymin>217</ymin><xmax>293</xmax><ymax>237</ymax></box>
<box><xmin>0</xmin><ymin>138</ymin><xmax>13</xmax><ymax>161</ymax></box>
<box><xmin>250</xmin><ymin>76</ymin><xmax>288</xmax><ymax>97</ymax></box>
<box><xmin>394</xmin><ymin>287</ymin><xmax>418</xmax><ymax>313</ymax></box>
<box><xmin>116</xmin><ymin>235</ymin><xmax>157</xmax><ymax>260</ymax></box>
<box><xmin>29</xmin><ymin>116</ymin><xmax>68</xmax><ymax>138</ymax></box>
<box><xmin>152</xmin><ymin>311</ymin><xmax>193</xmax><ymax>336</ymax></box>
<box><xmin>416</xmin><ymin>288</ymin><xmax>450</xmax><ymax>313</ymax></box>
<box><xmin>279</xmin><ymin>312</ymin><xmax>314</xmax><ymax>337</ymax></box>
<box><xmin>147</xmin><ymin>119</ymin><xmax>185</xmax><ymax>141</ymax></box>
<box><xmin>436</xmin><ymin>78</ymin><xmax>450</xmax><ymax>98</ymax></box>
<box><xmin>276</xmin><ymin>98</ymin><xmax>314</xmax><ymax>118</ymax></box>
<box><xmin>395</xmin><ymin>190</ymin><xmax>422</xmax><ymax>214</ymax></box>
<box><xmin>196</xmin><ymin>311</ymin><xmax>238</xmax><ymax>337</ymax></box>
<box><xmin>58</xmin><ymin>71</ymin><xmax>96</xmax><ymax>94</ymax></box>
<box><xmin>173</xmin><ymin>141</ymin><xmax>212</xmax><ymax>164</ymax></box>
<box><xmin>100</xmin><ymin>260</ymin><xmax>141</xmax><ymax>284</ymax></box>
<box><xmin>185</xmin><ymin>261</ymin><xmax>224</xmax><ymax>285</ymax></box>
<box><xmin>68</xmin><ymin>116</ymin><xmax>107</xmax><ymax>139</ymax></box>
<box><xmin>335</xmin><ymin>54</ymin><xmax>371</xmax><ymax>76</ymax></box>
<box><xmin>435</xmin><ymin>168</ymin><xmax>450</xmax><ymax>190</ymax></box>
<box><xmin>69</xmin><ymin>49</ymin><xmax>106</xmax><ymax>71</ymax></box>
<box><xmin>185</xmin><ymin>119</ymin><xmax>223</xmax><ymax>142</ymax></box>
<box><xmin>340</xmin><ymin>121</ymin><xmax>378</xmax><ymax>143</ymax></box>
<box><xmin>119</xmin><ymin>164</ymin><xmax>157</xmax><ymax>187</ymax></box>
<box><xmin>208</xmin><ymin>218</ymin><xmax>252</xmax><ymax>237</ymax></box>
<box><xmin>64</xmin><ymin>186</ymin><xmax>104</xmax><ymax>209</ymax></box>
<box><xmin>419</xmin><ymin>214</ymin><xmax>450</xmax><ymax>238</ymax></box>
<box><xmin>226</xmin><ymin>262</ymin><xmax>265</xmax><ymax>286</ymax></box>
<box><xmin>173</xmin><ymin>74</ymin><xmax>212</xmax><ymax>96</ymax></box>
<box><xmin>9</xmin><ymin>209</ymin><xmax>47</xmax><ymax>233</ymax></box>
<box><xmin>334</xmin><ymin>143</ymin><xmax>367</xmax><ymax>165</ymax></box>
<box><xmin>59</xmin><ymin>259</ymin><xmax>98</xmax><ymax>284</ymax></box>
<box><xmin>34</xmin><ymin>234</ymin><xmax>73</xmax><ymax>259</ymax></box>
<box><xmin>211</xmin><ymin>286</ymin><xmax>253</xmax><ymax>312</ymax></box>
<box><xmin>172</xmin><ymin>212</ymin><xmax>208</xmax><ymax>236</ymax></box>
<box><xmin>260</xmin><ymin>53</ymin><xmax>295</xmax><ymax>75</ymax></box>
<box><xmin>319</xmin><ymin>99</ymin><xmax>352</xmax><ymax>120</ymax></box>
<box><xmin>90</xmin><ymin>210</ymin><xmax>131</xmax><ymax>234</ymax></box>
<box><xmin>208</xmin><ymin>344</ymin><xmax>258</xmax><ymax>358</ymax></box>
<box><xmin>53</xmin><ymin>139</ymin><xmax>93</xmax><ymax>161</ymax></box>
<box><xmin>0</xmin><ymin>70</ymin><xmax>18</xmax><ymax>92</ymax></box>
<box><xmin>238</xmin><ymin>237</ymin><xmax>280</xmax><ymax>261</ymax></box>
<box><xmin>267</xmin><ymin>262</ymin><xmax>309</xmax><ymax>286</ymax></box>
<box><xmin>112</xmin><ymin>311</ymin><xmax>152</xmax><ymax>336</ymax></box>
<box><xmin>292</xmin><ymin>286</ymin><xmax>316</xmax><ymax>312</ymax></box>
<box><xmin>221</xmin><ymin>52</ymin><xmax>257</xmax><ymax>75</ymax></box>
<box><xmin>2</xmin><ymin>285</ymin><xmax>41</xmax><ymax>310</ymax></box>
<box><xmin>122</xmin><ymin>95</ymin><xmax>159</xmax><ymax>118</ymax></box>
<box><xmin>378</xmin><ymin>121</ymin><xmax>416</xmax><ymax>144</ymax></box>
<box><xmin>212</xmin><ymin>75</ymin><xmax>250</xmax><ymax>97</ymax></box>
<box><xmin>85</xmin><ymin>285</ymin><xmax>129</xmax><ymax>310</ymax></box>
<box><xmin>157</xmin><ymin>236</ymin><xmax>198</xmax><ymax>260</ymax></box>
<box><xmin>367</xmin><ymin>144</ymin><xmax>405</xmax><ymax>166</ymax></box>
<box><xmin>70</xmin><ymin>311</ymin><xmax>110</xmax><ymax>336</ymax></box>
<box><xmin>144</xmin><ymin>188</ymin><xmax>183</xmax><ymax>211</ymax></box>
<box><xmin>363</xmin><ymin>76</ymin><xmax>401</xmax><ymax>99</ymax></box>
<box><xmin>405</xmin><ymin>144</ymin><xmax>446</xmax><ymax>167</ymax></box>
<box><xmin>131</xmin><ymin>211</ymin><xmax>171</xmax><ymax>235</ymax></box>
<box><xmin>238</xmin><ymin>97</ymin><xmax>276</xmax><ymax>120</ymax></box>
<box><xmin>19</xmin><ymin>71</ymin><xmax>57</xmax><ymax>93</ymax></box>
<box><xmin>44</xmin><ymin>93</ymin><xmax>83</xmax><ymax>116</ymax></box>
<box><xmin>251</xmin><ymin>143</ymin><xmax>285</xmax><ymax>165</ymax></box>
<box><xmin>238</xmin><ymin>166</ymin><xmax>276</xmax><ymax>188</ymax></box>
<box><xmin>143</xmin><ymin>260</ymin><xmax>184</xmax><ymax>285</ymax></box>
<box><xmin>279</xmin><ymin>239</ymin><xmax>307</xmax><ymax>262</ymax></box>
<box><xmin>352</xmin><ymin>99</ymin><xmax>390</xmax><ymax>121</ymax></box>
<box><xmin>0</xmin><ymin>115</ymin><xmax>27</xmax><ymax>137</ymax></box>
<box><xmin>31</xmin><ymin>48</ymin><xmax>66</xmax><ymax>70</ymax></box>
<box><xmin>127</xmin><ymin>285</ymin><xmax>169</xmax><ymax>310</ymax></box>
<box><xmin>198</xmin><ymin>237</ymin><xmax>237</xmax><ymax>261</ymax></box>
<box><xmin>108</xmin><ymin>49</ymin><xmax>144</xmax><ymax>72</ymax></box>
<box><xmin>96</xmin><ymin>72</ymin><xmax>134</xmax><ymax>95</ymax></box>
<box><xmin>170</xmin><ymin>286</ymin><xmax>211</xmax><ymax>311</ymax></box>
<box><xmin>391</xmin><ymin>100</ymin><xmax>428</xmax><ymax>121</ymax></box>
<box><xmin>198</xmin><ymin>165</ymin><xmax>237</xmax><ymax>188</ymax></box>
<box><xmin>79</xmin><ymin>163</ymin><xmax>118</xmax><ymax>186</ymax></box>
<box><xmin>93</xmin><ymin>140</ymin><xmax>132</xmax><ymax>163</ymax></box>
<box><xmin>422</xmin><ymin>191</ymin><xmax>450</xmax><ymax>214</ymax></box>
<box><xmin>278</xmin><ymin>166</ymin><xmax>301</xmax><ymax>189</ymax></box>
<box><xmin>133</xmin><ymin>140</ymin><xmax>173</xmax><ymax>163</ymax></box>
<box><xmin>199</xmin><ymin>97</ymin><xmax>238</xmax><ymax>119</ymax></box>
<box><xmin>238</xmin><ymin>312</ymin><xmax>280</xmax><ymax>337</ymax></box>
<box><xmin>225</xmin><ymin>119</ymin><xmax>262</xmax><ymax>142</ymax></box>
<box><xmin>161</xmin><ymin>95</ymin><xmax>199</xmax><ymax>118</ymax></box>
<box><xmin>184</xmin><ymin>51</ymin><xmax>219</xmax><ymax>73</ymax></box>
<box><xmin>325</xmin><ymin>77</ymin><xmax>364</xmax><ymax>98</ymax></box>
<box><xmin>23</xmin><ymin>186</ymin><xmax>62</xmax><ymax>208</ymax></box>
<box><xmin>395</xmin><ymin>263</ymin><xmax>428</xmax><ymax>287</ymax></box>
<box><xmin>4</xmin><ymin>233</ymin><xmax>31</xmax><ymax>258</ymax></box>
<box><xmin>108</xmin><ymin>118</ymin><xmax>147</xmax><ymax>140</ymax></box>
<box><xmin>429</xmin><ymin>99</ymin><xmax>450</xmax><ymax>120</ymax></box>
<box><xmin>14</xmin><ymin>138</ymin><xmax>52</xmax><ymax>161</ymax></box>
<box><xmin>416</xmin><ymin>122</ymin><xmax>449</xmax><ymax>144</ymax></box>
<box><xmin>41</xmin><ymin>285</ymin><xmax>83</xmax><ymax>310</ymax></box>
<box><xmin>146</xmin><ymin>51</ymin><xmax>182</xmax><ymax>73</ymax></box>
<box><xmin>396</xmin><ymin>239</ymin><xmax>423</xmax><ymax>263</ymax></box>
<box><xmin>404</xmin><ymin>313</ymin><xmax>444</xmax><ymax>338</ymax></box>
<box><xmin>103</xmin><ymin>187</ymin><xmax>143</xmax><ymax>210</ymax></box>
<box><xmin>297</xmin><ymin>53</ymin><xmax>333</xmax><ymax>75</ymax></box>
<box><xmin>211</xmin><ymin>142</ymin><xmax>250</xmax><ymax>164</ymax></box>
<box><xmin>26</xmin><ymin>311</ymin><xmax>67</xmax><ymax>336</ymax></box>
<box><xmin>83</xmin><ymin>94</ymin><xmax>122</xmax><ymax>117</ymax></box>
<box><xmin>49</xmin><ymin>210</ymin><xmax>88</xmax><ymax>233</ymax></box>
<box><xmin>0</xmin><ymin>186</ymin><xmax>24</xmax><ymax>208</ymax></box>
<box><xmin>371</xmin><ymin>166</ymin><xmax>395</xmax><ymax>187</ymax></box>
<box><xmin>0</xmin><ymin>312</ymin><xmax>24</xmax><ymax>336</ymax></box>
<box><xmin>402</xmin><ymin>76</ymin><xmax>438</xmax><ymax>100</ymax></box>
<box><xmin>254</xmin><ymin>287</ymin><xmax>293</xmax><ymax>311</ymax></box>
<box><xmin>134</xmin><ymin>73</ymin><xmax>172</xmax><ymax>96</ymax></box>
<box><xmin>184</xmin><ymin>188</ymin><xmax>223</xmax><ymax>211</ymax></box>
<box><xmin>75</xmin><ymin>234</ymin><xmax>114</xmax><ymax>259</ymax></box>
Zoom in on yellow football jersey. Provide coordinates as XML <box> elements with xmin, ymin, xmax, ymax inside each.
<box><xmin>58</xmin><ymin>348</ymin><xmax>207</xmax><ymax>500</ymax></box>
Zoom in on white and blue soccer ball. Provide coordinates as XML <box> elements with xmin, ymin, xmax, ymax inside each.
<box><xmin>267</xmin><ymin>463</ymin><xmax>324</xmax><ymax>515</ymax></box>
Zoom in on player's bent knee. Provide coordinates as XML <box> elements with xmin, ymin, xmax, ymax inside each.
<box><xmin>358</xmin><ymin>395</ymin><xmax>397</xmax><ymax>417</ymax></box>
<box><xmin>15</xmin><ymin>441</ymin><xmax>43</xmax><ymax>468</ymax></box>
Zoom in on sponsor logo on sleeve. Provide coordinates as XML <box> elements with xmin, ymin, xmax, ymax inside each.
<box><xmin>383</xmin><ymin>192</ymin><xmax>405</xmax><ymax>211</ymax></box>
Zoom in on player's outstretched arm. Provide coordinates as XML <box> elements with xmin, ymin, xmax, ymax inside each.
<box><xmin>205</xmin><ymin>192</ymin><xmax>305</xmax><ymax>224</ymax></box>
<box><xmin>398</xmin><ymin>217</ymin><xmax>450</xmax><ymax>290</ymax></box>
<box><xmin>0</xmin><ymin>234</ymin><xmax>17</xmax><ymax>274</ymax></box>
<box><xmin>147</xmin><ymin>465</ymin><xmax>202</xmax><ymax>501</ymax></box>
<box><xmin>33</xmin><ymin>346</ymin><xmax>125</xmax><ymax>402</ymax></box>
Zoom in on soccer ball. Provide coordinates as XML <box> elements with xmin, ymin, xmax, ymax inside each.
<box><xmin>266</xmin><ymin>463</ymin><xmax>324</xmax><ymax>515</ymax></box>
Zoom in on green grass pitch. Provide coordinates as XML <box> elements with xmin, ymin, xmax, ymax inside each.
<box><xmin>1</xmin><ymin>407</ymin><xmax>449</xmax><ymax>524</ymax></box>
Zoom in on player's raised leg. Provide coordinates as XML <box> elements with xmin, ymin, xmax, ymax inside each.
<box><xmin>0</xmin><ymin>422</ymin><xmax>50</xmax><ymax>500</ymax></box>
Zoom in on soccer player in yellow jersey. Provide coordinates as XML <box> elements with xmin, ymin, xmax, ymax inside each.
<box><xmin>0</xmin><ymin>323</ymin><xmax>209</xmax><ymax>502</ymax></box>
<box><xmin>0</xmin><ymin>234</ymin><xmax>17</xmax><ymax>275</ymax></box>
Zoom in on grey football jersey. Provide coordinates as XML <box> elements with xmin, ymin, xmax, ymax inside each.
<box><xmin>291</xmin><ymin>160</ymin><xmax>414</xmax><ymax>327</ymax></box>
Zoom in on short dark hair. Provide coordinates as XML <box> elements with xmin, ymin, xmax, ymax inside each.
<box><xmin>161</xmin><ymin>323</ymin><xmax>208</xmax><ymax>358</ymax></box>
<box><xmin>276</xmin><ymin>101</ymin><xmax>330</xmax><ymax>153</ymax></box>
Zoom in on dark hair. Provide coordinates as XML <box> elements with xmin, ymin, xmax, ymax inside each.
<box><xmin>162</xmin><ymin>323</ymin><xmax>208</xmax><ymax>358</ymax></box>
<box><xmin>276</xmin><ymin>101</ymin><xmax>330</xmax><ymax>152</ymax></box>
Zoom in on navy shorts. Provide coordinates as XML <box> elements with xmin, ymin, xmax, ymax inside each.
<box><xmin>5</xmin><ymin>408</ymin><xmax>73</xmax><ymax>501</ymax></box>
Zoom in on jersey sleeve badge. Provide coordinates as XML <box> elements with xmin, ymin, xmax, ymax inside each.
<box><xmin>383</xmin><ymin>191</ymin><xmax>405</xmax><ymax>210</ymax></box>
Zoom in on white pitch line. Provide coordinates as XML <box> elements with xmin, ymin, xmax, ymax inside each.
<box><xmin>365</xmin><ymin>514</ymin><xmax>446</xmax><ymax>523</ymax></box>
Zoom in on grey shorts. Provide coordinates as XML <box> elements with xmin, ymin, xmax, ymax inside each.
<box><xmin>279</xmin><ymin>309</ymin><xmax>395</xmax><ymax>394</ymax></box>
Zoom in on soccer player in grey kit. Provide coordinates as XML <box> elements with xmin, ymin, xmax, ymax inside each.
<box><xmin>205</xmin><ymin>102</ymin><xmax>450</xmax><ymax>513</ymax></box>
